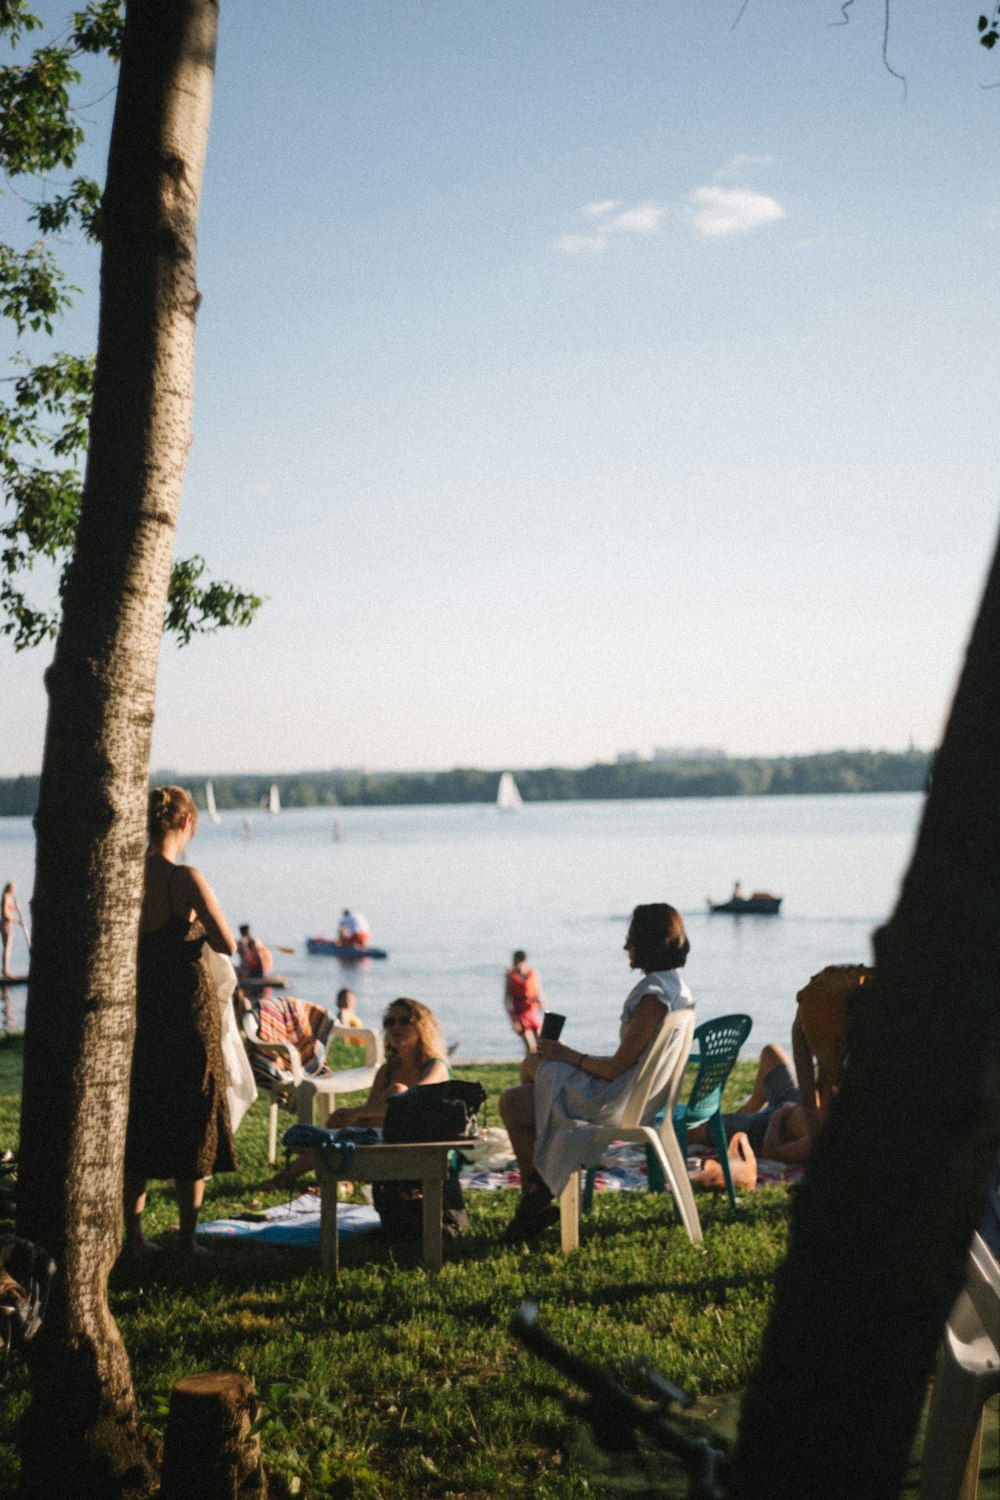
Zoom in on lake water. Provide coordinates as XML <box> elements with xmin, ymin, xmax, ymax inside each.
<box><xmin>0</xmin><ymin>792</ymin><xmax>924</xmax><ymax>1058</ymax></box>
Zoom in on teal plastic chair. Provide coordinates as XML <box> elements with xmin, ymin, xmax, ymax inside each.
<box><xmin>671</xmin><ymin>1013</ymin><xmax>753</xmax><ymax>1209</ymax></box>
<box><xmin>580</xmin><ymin>1011</ymin><xmax>752</xmax><ymax>1218</ymax></box>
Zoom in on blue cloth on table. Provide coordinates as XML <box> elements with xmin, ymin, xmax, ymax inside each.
<box><xmin>281</xmin><ymin>1123</ymin><xmax>378</xmax><ymax>1176</ymax></box>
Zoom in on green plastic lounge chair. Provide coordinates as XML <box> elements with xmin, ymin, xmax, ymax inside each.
<box><xmin>671</xmin><ymin>1014</ymin><xmax>753</xmax><ymax>1210</ymax></box>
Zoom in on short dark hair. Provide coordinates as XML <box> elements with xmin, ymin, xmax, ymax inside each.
<box><xmin>512</xmin><ymin>950</ymin><xmax>527</xmax><ymax>965</ymax></box>
<box><xmin>626</xmin><ymin>903</ymin><xmax>689</xmax><ymax>973</ymax></box>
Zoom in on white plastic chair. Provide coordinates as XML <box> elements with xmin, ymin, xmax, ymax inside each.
<box><xmin>559</xmin><ymin>1008</ymin><xmax>703</xmax><ymax>1252</ymax></box>
<box><xmin>919</xmin><ymin>1230</ymin><xmax>1000</xmax><ymax>1500</ymax></box>
<box><xmin>240</xmin><ymin>1012</ymin><xmax>382</xmax><ymax>1163</ymax></box>
<box><xmin>296</xmin><ymin>1024</ymin><xmax>382</xmax><ymax>1127</ymax></box>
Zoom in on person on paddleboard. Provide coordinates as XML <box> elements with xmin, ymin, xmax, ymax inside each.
<box><xmin>1</xmin><ymin>883</ymin><xmax>16</xmax><ymax>978</ymax></box>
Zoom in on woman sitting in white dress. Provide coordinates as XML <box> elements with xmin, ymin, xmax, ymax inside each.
<box><xmin>498</xmin><ymin>902</ymin><xmax>695</xmax><ymax>1244</ymax></box>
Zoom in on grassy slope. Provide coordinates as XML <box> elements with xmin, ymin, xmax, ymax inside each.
<box><xmin>0</xmin><ymin>1046</ymin><xmax>980</xmax><ymax>1496</ymax></box>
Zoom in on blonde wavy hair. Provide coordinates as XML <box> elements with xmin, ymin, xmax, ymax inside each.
<box><xmin>382</xmin><ymin>997</ymin><xmax>446</xmax><ymax>1065</ymax></box>
<box><xmin>147</xmin><ymin>785</ymin><xmax>198</xmax><ymax>843</ymax></box>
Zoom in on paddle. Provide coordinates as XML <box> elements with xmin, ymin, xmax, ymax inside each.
<box><xmin>14</xmin><ymin>902</ymin><xmax>30</xmax><ymax>954</ymax></box>
<box><xmin>274</xmin><ymin>945</ymin><xmax>295</xmax><ymax>955</ymax></box>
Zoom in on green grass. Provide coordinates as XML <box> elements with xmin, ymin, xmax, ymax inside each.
<box><xmin>0</xmin><ymin>1054</ymin><xmax>791</xmax><ymax>1495</ymax></box>
<box><xmin>0</xmin><ymin>1053</ymin><xmax>980</xmax><ymax>1497</ymax></box>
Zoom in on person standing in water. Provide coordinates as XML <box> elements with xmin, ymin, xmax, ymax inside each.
<box><xmin>504</xmin><ymin>950</ymin><xmax>545</xmax><ymax>1054</ymax></box>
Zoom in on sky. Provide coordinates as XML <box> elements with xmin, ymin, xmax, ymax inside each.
<box><xmin>3</xmin><ymin>1</ymin><xmax>1000</xmax><ymax>775</ymax></box>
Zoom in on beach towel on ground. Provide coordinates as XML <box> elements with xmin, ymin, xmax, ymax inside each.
<box><xmin>249</xmin><ymin>993</ymin><xmax>336</xmax><ymax>1089</ymax></box>
<box><xmin>198</xmin><ymin>1194</ymin><xmax>379</xmax><ymax>1246</ymax></box>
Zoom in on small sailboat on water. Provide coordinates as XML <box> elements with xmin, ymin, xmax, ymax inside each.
<box><xmin>497</xmin><ymin>771</ymin><xmax>523</xmax><ymax>813</ymax></box>
<box><xmin>261</xmin><ymin>783</ymin><xmax>281</xmax><ymax>814</ymax></box>
<box><xmin>205</xmin><ymin>780</ymin><xmax>220</xmax><ymax>824</ymax></box>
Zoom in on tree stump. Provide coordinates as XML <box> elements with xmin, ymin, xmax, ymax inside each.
<box><xmin>159</xmin><ymin>1371</ymin><xmax>268</xmax><ymax>1499</ymax></box>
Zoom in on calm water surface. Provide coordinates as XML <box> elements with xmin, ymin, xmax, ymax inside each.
<box><xmin>0</xmin><ymin>793</ymin><xmax>923</xmax><ymax>1058</ymax></box>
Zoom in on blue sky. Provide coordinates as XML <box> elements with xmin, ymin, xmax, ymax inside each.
<box><xmin>4</xmin><ymin>2</ymin><xmax>1000</xmax><ymax>774</ymax></box>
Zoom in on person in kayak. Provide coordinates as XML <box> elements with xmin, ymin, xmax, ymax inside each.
<box><xmin>337</xmin><ymin>909</ymin><xmax>371</xmax><ymax>948</ymax></box>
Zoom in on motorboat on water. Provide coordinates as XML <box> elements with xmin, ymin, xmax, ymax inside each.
<box><xmin>708</xmin><ymin>892</ymin><xmax>782</xmax><ymax>915</ymax></box>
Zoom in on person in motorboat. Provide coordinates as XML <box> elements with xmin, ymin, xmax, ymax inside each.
<box><xmin>497</xmin><ymin>903</ymin><xmax>695</xmax><ymax>1244</ymax></box>
<box><xmin>504</xmin><ymin>950</ymin><xmax>544</xmax><ymax>1053</ymax></box>
<box><xmin>337</xmin><ymin>908</ymin><xmax>371</xmax><ymax>949</ymax></box>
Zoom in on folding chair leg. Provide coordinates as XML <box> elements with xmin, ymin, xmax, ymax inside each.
<box><xmin>647</xmin><ymin>1129</ymin><xmax>703</xmax><ymax>1248</ymax></box>
<box><xmin>583</xmin><ymin>1167</ymin><xmax>597</xmax><ymax>1215</ymax></box>
<box><xmin>708</xmin><ymin>1113</ymin><xmax>739</xmax><ymax>1210</ymax></box>
<box><xmin>267</xmin><ymin>1096</ymin><xmax>279</xmax><ymax>1165</ymax></box>
<box><xmin>645</xmin><ymin>1143</ymin><xmax>667</xmax><ymax>1195</ymax></box>
<box><xmin>560</xmin><ymin>1172</ymin><xmax>580</xmax><ymax>1253</ymax></box>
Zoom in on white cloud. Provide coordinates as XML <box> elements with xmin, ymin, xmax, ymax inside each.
<box><xmin>553</xmin><ymin>200</ymin><xmax>666</xmax><ymax>254</ymax></box>
<box><xmin>688</xmin><ymin>185</ymin><xmax>785</xmax><ymax>238</ymax></box>
<box><xmin>553</xmin><ymin>232</ymin><xmax>608</xmax><ymax>255</ymax></box>
<box><xmin>714</xmin><ymin>153</ymin><xmax>775</xmax><ymax>181</ymax></box>
<box><xmin>608</xmin><ymin>203</ymin><xmax>666</xmax><ymax>236</ymax></box>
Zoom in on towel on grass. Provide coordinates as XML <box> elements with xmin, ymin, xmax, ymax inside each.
<box><xmin>198</xmin><ymin>1193</ymin><xmax>379</xmax><ymax>1245</ymax></box>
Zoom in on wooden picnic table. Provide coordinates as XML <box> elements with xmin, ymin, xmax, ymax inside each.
<box><xmin>317</xmin><ymin>1141</ymin><xmax>467</xmax><ymax>1280</ymax></box>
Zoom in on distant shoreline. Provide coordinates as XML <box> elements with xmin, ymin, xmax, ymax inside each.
<box><xmin>0</xmin><ymin>748</ymin><xmax>931</xmax><ymax>818</ymax></box>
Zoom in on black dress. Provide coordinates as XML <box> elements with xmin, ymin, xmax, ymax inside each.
<box><xmin>124</xmin><ymin>909</ymin><xmax>238</xmax><ymax>1181</ymax></box>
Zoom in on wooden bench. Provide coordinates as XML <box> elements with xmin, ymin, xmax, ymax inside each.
<box><xmin>317</xmin><ymin>1141</ymin><xmax>466</xmax><ymax>1280</ymax></box>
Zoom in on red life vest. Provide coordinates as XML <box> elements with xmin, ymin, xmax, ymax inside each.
<box><xmin>507</xmin><ymin>966</ymin><xmax>540</xmax><ymax>1014</ymax></box>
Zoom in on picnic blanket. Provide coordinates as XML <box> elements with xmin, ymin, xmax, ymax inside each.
<box><xmin>198</xmin><ymin>1193</ymin><xmax>379</xmax><ymax>1245</ymax></box>
<box><xmin>249</xmin><ymin>993</ymin><xmax>336</xmax><ymax>1088</ymax></box>
<box><xmin>196</xmin><ymin>1132</ymin><xmax>802</xmax><ymax>1249</ymax></box>
<box><xmin>460</xmin><ymin>1138</ymin><xmax>804</xmax><ymax>1195</ymax></box>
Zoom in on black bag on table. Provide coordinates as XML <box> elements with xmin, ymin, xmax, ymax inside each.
<box><xmin>375</xmin><ymin>1080</ymin><xmax>487</xmax><ymax>1241</ymax></box>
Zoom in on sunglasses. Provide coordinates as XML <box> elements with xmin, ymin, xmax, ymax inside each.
<box><xmin>384</xmin><ymin>1014</ymin><xmax>415</xmax><ymax>1029</ymax></box>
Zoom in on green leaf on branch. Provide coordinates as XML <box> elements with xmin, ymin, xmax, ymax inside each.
<box><xmin>166</xmin><ymin>555</ymin><xmax>265</xmax><ymax>648</ymax></box>
<box><xmin>0</xmin><ymin>2</ymin><xmax>262</xmax><ymax>655</ymax></box>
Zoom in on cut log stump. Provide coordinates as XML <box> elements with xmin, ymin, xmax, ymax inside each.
<box><xmin>159</xmin><ymin>1371</ymin><xmax>267</xmax><ymax>1499</ymax></box>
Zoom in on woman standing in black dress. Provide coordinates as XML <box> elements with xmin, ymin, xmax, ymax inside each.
<box><xmin>123</xmin><ymin>786</ymin><xmax>238</xmax><ymax>1257</ymax></box>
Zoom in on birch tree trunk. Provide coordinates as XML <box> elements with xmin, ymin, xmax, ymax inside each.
<box><xmin>16</xmin><ymin>4</ymin><xmax>220</xmax><ymax>1495</ymax></box>
<box><xmin>730</xmin><ymin>527</ymin><xmax>1000</xmax><ymax>1498</ymax></box>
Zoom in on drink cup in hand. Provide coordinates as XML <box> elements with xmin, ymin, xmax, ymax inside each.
<box><xmin>540</xmin><ymin>1012</ymin><xmax>565</xmax><ymax>1041</ymax></box>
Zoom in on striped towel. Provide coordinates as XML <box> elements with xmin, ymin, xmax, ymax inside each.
<box><xmin>250</xmin><ymin>994</ymin><xmax>336</xmax><ymax>1088</ymax></box>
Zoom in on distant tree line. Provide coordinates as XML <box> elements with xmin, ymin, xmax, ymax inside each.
<box><xmin>0</xmin><ymin>748</ymin><xmax>931</xmax><ymax>818</ymax></box>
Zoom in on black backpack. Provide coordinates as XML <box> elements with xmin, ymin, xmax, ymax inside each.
<box><xmin>375</xmin><ymin>1080</ymin><xmax>487</xmax><ymax>1241</ymax></box>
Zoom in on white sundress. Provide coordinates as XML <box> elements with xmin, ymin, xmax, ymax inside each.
<box><xmin>532</xmin><ymin>969</ymin><xmax>695</xmax><ymax>1197</ymax></box>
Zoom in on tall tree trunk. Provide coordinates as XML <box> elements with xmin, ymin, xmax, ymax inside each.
<box><xmin>731</xmin><ymin>526</ymin><xmax>1000</xmax><ymax>1498</ymax></box>
<box><xmin>16</xmin><ymin>4</ymin><xmax>219</xmax><ymax>1496</ymax></box>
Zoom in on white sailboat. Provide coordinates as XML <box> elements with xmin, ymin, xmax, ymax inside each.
<box><xmin>268</xmin><ymin>782</ymin><xmax>281</xmax><ymax>815</ymax></box>
<box><xmin>497</xmin><ymin>771</ymin><xmax>523</xmax><ymax>812</ymax></box>
<box><xmin>205</xmin><ymin>780</ymin><xmax>220</xmax><ymax>824</ymax></box>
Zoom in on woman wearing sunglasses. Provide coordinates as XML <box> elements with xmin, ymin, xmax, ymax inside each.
<box><xmin>326</xmin><ymin>998</ymin><xmax>450</xmax><ymax>1130</ymax></box>
<box><xmin>267</xmin><ymin>998</ymin><xmax>449</xmax><ymax>1188</ymax></box>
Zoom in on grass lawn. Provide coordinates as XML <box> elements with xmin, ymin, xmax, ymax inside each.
<box><xmin>0</xmin><ymin>1040</ymin><xmax>989</xmax><ymax>1497</ymax></box>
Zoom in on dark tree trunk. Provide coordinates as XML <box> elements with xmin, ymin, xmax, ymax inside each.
<box><xmin>15</xmin><ymin>3</ymin><xmax>220</xmax><ymax>1496</ymax></box>
<box><xmin>730</xmin><ymin>527</ymin><xmax>1000</xmax><ymax>1498</ymax></box>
